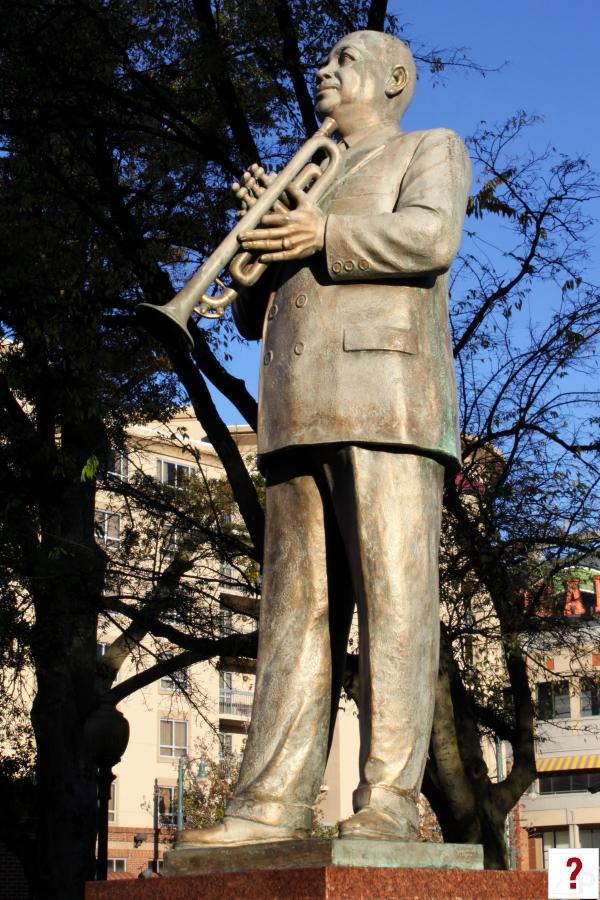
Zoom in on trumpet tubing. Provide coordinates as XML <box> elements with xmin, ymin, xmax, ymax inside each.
<box><xmin>136</xmin><ymin>118</ymin><xmax>341</xmax><ymax>348</ymax></box>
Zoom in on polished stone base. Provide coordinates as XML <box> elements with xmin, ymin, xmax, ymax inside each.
<box><xmin>86</xmin><ymin>865</ymin><xmax>549</xmax><ymax>899</ymax></box>
<box><xmin>165</xmin><ymin>837</ymin><xmax>483</xmax><ymax>877</ymax></box>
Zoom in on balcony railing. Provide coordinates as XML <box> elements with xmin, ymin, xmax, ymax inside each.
<box><xmin>219</xmin><ymin>688</ymin><xmax>254</xmax><ymax>719</ymax></box>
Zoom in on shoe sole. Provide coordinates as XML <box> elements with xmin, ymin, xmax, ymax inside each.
<box><xmin>178</xmin><ymin>834</ymin><xmax>307</xmax><ymax>848</ymax></box>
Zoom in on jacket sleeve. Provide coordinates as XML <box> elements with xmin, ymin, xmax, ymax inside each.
<box><xmin>323</xmin><ymin>129</ymin><xmax>471</xmax><ymax>281</ymax></box>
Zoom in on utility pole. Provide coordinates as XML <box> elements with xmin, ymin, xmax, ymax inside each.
<box><xmin>152</xmin><ymin>778</ymin><xmax>160</xmax><ymax>873</ymax></box>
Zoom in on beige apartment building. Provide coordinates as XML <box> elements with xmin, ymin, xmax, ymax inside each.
<box><xmin>97</xmin><ymin>409</ymin><xmax>359</xmax><ymax>876</ymax></box>
<box><xmin>96</xmin><ymin>409</ymin><xmax>600</xmax><ymax>875</ymax></box>
<box><xmin>515</xmin><ymin>571</ymin><xmax>600</xmax><ymax>870</ymax></box>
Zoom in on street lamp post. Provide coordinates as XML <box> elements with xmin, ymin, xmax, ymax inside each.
<box><xmin>83</xmin><ymin>696</ymin><xmax>130</xmax><ymax>881</ymax></box>
<box><xmin>152</xmin><ymin>778</ymin><xmax>160</xmax><ymax>873</ymax></box>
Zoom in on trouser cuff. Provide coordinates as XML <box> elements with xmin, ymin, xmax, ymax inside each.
<box><xmin>352</xmin><ymin>784</ymin><xmax>418</xmax><ymax>824</ymax></box>
<box><xmin>226</xmin><ymin>796</ymin><xmax>313</xmax><ymax>830</ymax></box>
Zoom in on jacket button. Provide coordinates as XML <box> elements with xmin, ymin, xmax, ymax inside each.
<box><xmin>295</xmin><ymin>293</ymin><xmax>307</xmax><ymax>308</ymax></box>
<box><xmin>332</xmin><ymin>261</ymin><xmax>342</xmax><ymax>274</ymax></box>
<box><xmin>268</xmin><ymin>303</ymin><xmax>278</xmax><ymax>320</ymax></box>
<box><xmin>293</xmin><ymin>342</ymin><xmax>304</xmax><ymax>356</ymax></box>
<box><xmin>358</xmin><ymin>259</ymin><xmax>370</xmax><ymax>271</ymax></box>
<box><xmin>344</xmin><ymin>260</ymin><xmax>354</xmax><ymax>272</ymax></box>
<box><xmin>264</xmin><ymin>350</ymin><xmax>273</xmax><ymax>365</ymax></box>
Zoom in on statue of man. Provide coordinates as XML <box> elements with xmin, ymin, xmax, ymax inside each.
<box><xmin>184</xmin><ymin>29</ymin><xmax>471</xmax><ymax>846</ymax></box>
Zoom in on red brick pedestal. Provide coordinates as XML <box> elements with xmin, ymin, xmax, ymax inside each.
<box><xmin>86</xmin><ymin>866</ymin><xmax>548</xmax><ymax>899</ymax></box>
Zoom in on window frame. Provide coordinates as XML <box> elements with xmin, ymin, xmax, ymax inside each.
<box><xmin>106</xmin><ymin>858</ymin><xmax>127</xmax><ymax>873</ymax></box>
<box><xmin>581</xmin><ymin>678</ymin><xmax>600</xmax><ymax>717</ymax></box>
<box><xmin>537</xmin><ymin>681</ymin><xmax>571</xmax><ymax>720</ymax></box>
<box><xmin>157</xmin><ymin>784</ymin><xmax>178</xmax><ymax>827</ymax></box>
<box><xmin>94</xmin><ymin>509</ymin><xmax>122</xmax><ymax>548</ymax></box>
<box><xmin>107</xmin><ymin>450</ymin><xmax>129</xmax><ymax>482</ymax></box>
<box><xmin>159</xmin><ymin>654</ymin><xmax>189</xmax><ymax>693</ymax></box>
<box><xmin>541</xmin><ymin>828</ymin><xmax>570</xmax><ymax>869</ymax></box>
<box><xmin>538</xmin><ymin>771</ymin><xmax>596</xmax><ymax>795</ymax></box>
<box><xmin>156</xmin><ymin>458</ymin><xmax>196</xmax><ymax>489</ymax></box>
<box><xmin>159</xmin><ymin>717</ymin><xmax>188</xmax><ymax>758</ymax></box>
<box><xmin>579</xmin><ymin>826</ymin><xmax>600</xmax><ymax>849</ymax></box>
<box><xmin>107</xmin><ymin>779</ymin><xmax>116</xmax><ymax>823</ymax></box>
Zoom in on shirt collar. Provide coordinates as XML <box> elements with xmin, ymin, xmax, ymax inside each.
<box><xmin>340</xmin><ymin>121</ymin><xmax>402</xmax><ymax>152</ymax></box>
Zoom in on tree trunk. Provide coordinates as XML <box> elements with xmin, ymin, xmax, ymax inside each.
<box><xmin>30</xmin><ymin>651</ymin><xmax>98</xmax><ymax>900</ymax></box>
<box><xmin>28</xmin><ymin>435</ymin><xmax>107</xmax><ymax>899</ymax></box>
<box><xmin>424</xmin><ymin>769</ymin><xmax>509</xmax><ymax>869</ymax></box>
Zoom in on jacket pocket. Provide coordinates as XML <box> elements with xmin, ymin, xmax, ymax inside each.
<box><xmin>343</xmin><ymin>325</ymin><xmax>418</xmax><ymax>355</ymax></box>
<box><xmin>339</xmin><ymin>175</ymin><xmax>391</xmax><ymax>196</ymax></box>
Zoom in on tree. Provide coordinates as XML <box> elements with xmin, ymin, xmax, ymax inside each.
<box><xmin>3</xmin><ymin>2</ymin><xmax>488</xmax><ymax>896</ymax></box>
<box><xmin>1</xmin><ymin>0</ymin><xmax>597</xmax><ymax>895</ymax></box>
<box><xmin>427</xmin><ymin>115</ymin><xmax>599</xmax><ymax>867</ymax></box>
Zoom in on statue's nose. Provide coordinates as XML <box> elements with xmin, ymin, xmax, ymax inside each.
<box><xmin>316</xmin><ymin>70</ymin><xmax>334</xmax><ymax>87</ymax></box>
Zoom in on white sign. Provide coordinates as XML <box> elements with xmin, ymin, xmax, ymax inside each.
<box><xmin>548</xmin><ymin>848</ymin><xmax>599</xmax><ymax>899</ymax></box>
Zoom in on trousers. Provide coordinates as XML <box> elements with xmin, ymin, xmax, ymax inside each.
<box><xmin>227</xmin><ymin>444</ymin><xmax>444</xmax><ymax>830</ymax></box>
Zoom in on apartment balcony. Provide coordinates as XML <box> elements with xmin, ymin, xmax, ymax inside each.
<box><xmin>219</xmin><ymin>688</ymin><xmax>254</xmax><ymax>734</ymax></box>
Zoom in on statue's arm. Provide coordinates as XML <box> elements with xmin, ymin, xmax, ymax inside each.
<box><xmin>324</xmin><ymin>129</ymin><xmax>471</xmax><ymax>281</ymax></box>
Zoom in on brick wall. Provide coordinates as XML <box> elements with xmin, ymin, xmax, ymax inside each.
<box><xmin>0</xmin><ymin>842</ymin><xmax>30</xmax><ymax>899</ymax></box>
<box><xmin>106</xmin><ymin>825</ymin><xmax>174</xmax><ymax>878</ymax></box>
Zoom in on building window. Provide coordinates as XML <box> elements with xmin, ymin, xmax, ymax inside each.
<box><xmin>157</xmin><ymin>785</ymin><xmax>178</xmax><ymax>827</ymax></box>
<box><xmin>542</xmin><ymin>829</ymin><xmax>569</xmax><ymax>869</ymax></box>
<box><xmin>537</xmin><ymin>682</ymin><xmax>571</xmax><ymax>719</ymax></box>
<box><xmin>159</xmin><ymin>654</ymin><xmax>189</xmax><ymax>693</ymax></box>
<box><xmin>220</xmin><ymin>561</ymin><xmax>236</xmax><ymax>585</ymax></box>
<box><xmin>219</xmin><ymin>732</ymin><xmax>233</xmax><ymax>773</ymax></box>
<box><xmin>108</xmin><ymin>781</ymin><xmax>116</xmax><ymax>823</ymax></box>
<box><xmin>107</xmin><ymin>859</ymin><xmax>126</xmax><ymax>873</ymax></box>
<box><xmin>156</xmin><ymin>459</ymin><xmax>195</xmax><ymax>489</ymax></box>
<box><xmin>538</xmin><ymin>772</ymin><xmax>597</xmax><ymax>794</ymax></box>
<box><xmin>219</xmin><ymin>672</ymin><xmax>253</xmax><ymax>719</ymax></box>
<box><xmin>107</xmin><ymin>450</ymin><xmax>128</xmax><ymax>482</ymax></box>
<box><xmin>161</xmin><ymin>527</ymin><xmax>181</xmax><ymax>562</ymax></box>
<box><xmin>580</xmin><ymin>827</ymin><xmax>600</xmax><ymax>849</ymax></box>
<box><xmin>95</xmin><ymin>509</ymin><xmax>121</xmax><ymax>548</ymax></box>
<box><xmin>219</xmin><ymin>607</ymin><xmax>233</xmax><ymax>636</ymax></box>
<box><xmin>159</xmin><ymin>718</ymin><xmax>188</xmax><ymax>758</ymax></box>
<box><xmin>581</xmin><ymin>678</ymin><xmax>600</xmax><ymax>717</ymax></box>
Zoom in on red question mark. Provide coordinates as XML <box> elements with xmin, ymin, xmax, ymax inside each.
<box><xmin>567</xmin><ymin>856</ymin><xmax>583</xmax><ymax>891</ymax></box>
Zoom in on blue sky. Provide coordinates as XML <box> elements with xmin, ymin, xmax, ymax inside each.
<box><xmin>209</xmin><ymin>2</ymin><xmax>599</xmax><ymax>424</ymax></box>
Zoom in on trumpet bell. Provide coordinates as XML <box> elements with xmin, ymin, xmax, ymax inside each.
<box><xmin>136</xmin><ymin>302</ymin><xmax>195</xmax><ymax>350</ymax></box>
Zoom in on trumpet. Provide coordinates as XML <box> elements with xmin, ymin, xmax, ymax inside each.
<box><xmin>137</xmin><ymin>117</ymin><xmax>341</xmax><ymax>349</ymax></box>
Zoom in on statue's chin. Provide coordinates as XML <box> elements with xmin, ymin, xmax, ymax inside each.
<box><xmin>315</xmin><ymin>94</ymin><xmax>338</xmax><ymax>120</ymax></box>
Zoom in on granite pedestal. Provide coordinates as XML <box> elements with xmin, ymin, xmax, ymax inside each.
<box><xmin>165</xmin><ymin>837</ymin><xmax>483</xmax><ymax>876</ymax></box>
<box><xmin>86</xmin><ymin>865</ymin><xmax>549</xmax><ymax>899</ymax></box>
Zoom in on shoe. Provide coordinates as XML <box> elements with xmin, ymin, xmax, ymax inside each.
<box><xmin>177</xmin><ymin>816</ymin><xmax>308</xmax><ymax>848</ymax></box>
<box><xmin>338</xmin><ymin>806</ymin><xmax>418</xmax><ymax>841</ymax></box>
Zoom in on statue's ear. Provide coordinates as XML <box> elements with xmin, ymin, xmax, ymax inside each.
<box><xmin>385</xmin><ymin>64</ymin><xmax>408</xmax><ymax>98</ymax></box>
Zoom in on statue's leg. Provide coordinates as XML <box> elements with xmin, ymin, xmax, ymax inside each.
<box><xmin>181</xmin><ymin>451</ymin><xmax>353</xmax><ymax>846</ymax></box>
<box><xmin>328</xmin><ymin>447</ymin><xmax>444</xmax><ymax>841</ymax></box>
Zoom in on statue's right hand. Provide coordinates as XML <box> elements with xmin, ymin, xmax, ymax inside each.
<box><xmin>231</xmin><ymin>164</ymin><xmax>280</xmax><ymax>219</ymax></box>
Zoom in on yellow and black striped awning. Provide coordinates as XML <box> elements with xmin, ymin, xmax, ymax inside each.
<box><xmin>537</xmin><ymin>755</ymin><xmax>600</xmax><ymax>773</ymax></box>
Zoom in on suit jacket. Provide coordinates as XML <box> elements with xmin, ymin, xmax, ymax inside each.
<box><xmin>233</xmin><ymin>123</ymin><xmax>471</xmax><ymax>469</ymax></box>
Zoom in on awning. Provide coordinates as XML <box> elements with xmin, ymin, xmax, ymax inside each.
<box><xmin>537</xmin><ymin>755</ymin><xmax>600</xmax><ymax>773</ymax></box>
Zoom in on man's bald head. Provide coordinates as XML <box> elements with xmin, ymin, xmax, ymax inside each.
<box><xmin>345</xmin><ymin>31</ymin><xmax>416</xmax><ymax>115</ymax></box>
<box><xmin>315</xmin><ymin>31</ymin><xmax>416</xmax><ymax>134</ymax></box>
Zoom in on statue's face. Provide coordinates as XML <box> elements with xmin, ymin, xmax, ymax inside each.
<box><xmin>315</xmin><ymin>34</ymin><xmax>388</xmax><ymax>121</ymax></box>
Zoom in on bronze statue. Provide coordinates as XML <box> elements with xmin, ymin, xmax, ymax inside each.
<box><xmin>179</xmin><ymin>29</ymin><xmax>471</xmax><ymax>846</ymax></box>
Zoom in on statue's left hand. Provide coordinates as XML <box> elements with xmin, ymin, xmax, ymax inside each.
<box><xmin>238</xmin><ymin>184</ymin><xmax>326</xmax><ymax>262</ymax></box>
